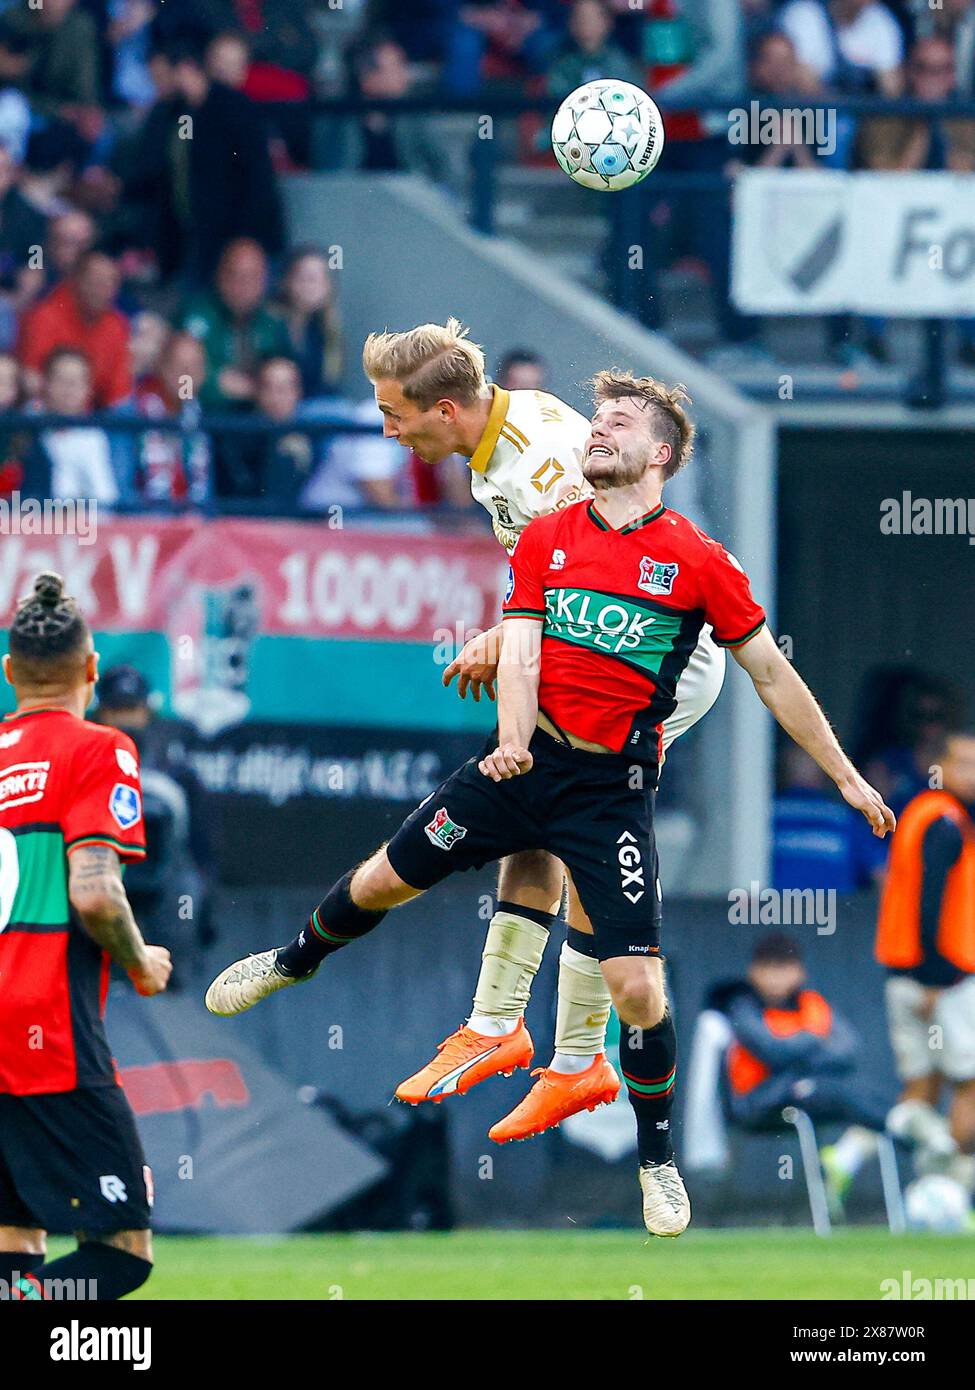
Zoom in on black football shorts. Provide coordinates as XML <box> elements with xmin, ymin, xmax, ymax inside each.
<box><xmin>386</xmin><ymin>727</ymin><xmax>662</xmax><ymax>960</ymax></box>
<box><xmin>0</xmin><ymin>1083</ymin><xmax>152</xmax><ymax>1235</ymax></box>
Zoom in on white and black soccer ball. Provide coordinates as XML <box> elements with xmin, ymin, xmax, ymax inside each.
<box><xmin>904</xmin><ymin>1175</ymin><xmax>972</xmax><ymax>1233</ymax></box>
<box><xmin>551</xmin><ymin>79</ymin><xmax>665</xmax><ymax>192</ymax></box>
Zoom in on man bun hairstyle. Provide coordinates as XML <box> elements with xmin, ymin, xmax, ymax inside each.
<box><xmin>591</xmin><ymin>370</ymin><xmax>695</xmax><ymax>480</ymax></box>
<box><xmin>8</xmin><ymin>571</ymin><xmax>90</xmax><ymax>676</ymax></box>
<box><xmin>362</xmin><ymin>317</ymin><xmax>486</xmax><ymax>409</ymax></box>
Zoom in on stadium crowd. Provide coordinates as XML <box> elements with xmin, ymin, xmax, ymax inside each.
<box><xmin>0</xmin><ymin>0</ymin><xmax>971</xmax><ymax>513</ymax></box>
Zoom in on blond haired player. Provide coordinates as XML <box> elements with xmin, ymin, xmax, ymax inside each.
<box><xmin>357</xmin><ymin>320</ymin><xmax>722</xmax><ymax>1139</ymax></box>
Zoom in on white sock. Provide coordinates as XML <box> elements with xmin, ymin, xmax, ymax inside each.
<box><xmin>467</xmin><ymin>1012</ymin><xmax>520</xmax><ymax>1037</ymax></box>
<box><xmin>550</xmin><ymin>1051</ymin><xmax>598</xmax><ymax>1074</ymax></box>
<box><xmin>830</xmin><ymin>1125</ymin><xmax>878</xmax><ymax>1178</ymax></box>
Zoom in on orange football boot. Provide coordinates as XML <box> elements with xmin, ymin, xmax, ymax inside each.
<box><xmin>395</xmin><ymin>1018</ymin><xmax>534</xmax><ymax>1104</ymax></box>
<box><xmin>488</xmin><ymin>1053</ymin><xmax>621</xmax><ymax>1143</ymax></box>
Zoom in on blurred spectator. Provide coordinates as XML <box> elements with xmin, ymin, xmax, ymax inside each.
<box><xmin>18</xmin><ymin>249</ymin><xmax>132</xmax><ymax>406</ymax></box>
<box><xmin>0</xmin><ymin>349</ymin><xmax>29</xmax><ymax>496</ymax></box>
<box><xmin>206</xmin><ymin>30</ymin><xmax>250</xmax><ymax>89</ymax></box>
<box><xmin>215</xmin><ymin>354</ymin><xmax>316</xmax><ymax>504</ymax></box>
<box><xmin>17</xmin><ymin>123</ymin><xmax>87</xmax><ymax>220</ymax></box>
<box><xmin>854</xmin><ymin>665</ymin><xmax>965</xmax><ymax>819</ymax></box>
<box><xmin>909</xmin><ymin>0</ymin><xmax>975</xmax><ymax>98</ymax></box>
<box><xmin>93</xmin><ymin>663</ymin><xmax>216</xmax><ymax>979</ymax></box>
<box><xmin>546</xmin><ymin>0</ymin><xmax>640</xmax><ymax>95</ymax></box>
<box><xmin>773</xmin><ymin>744</ymin><xmax>885</xmax><ymax>892</ymax></box>
<box><xmin>273</xmin><ymin>246</ymin><xmax>343</xmax><ymax>399</ymax></box>
<box><xmin>45</xmin><ymin>209</ymin><xmax>98</xmax><ymax>284</ymax></box>
<box><xmin>496</xmin><ymin>347</ymin><xmax>548</xmax><ymax>390</ymax></box>
<box><xmin>0</xmin><ymin>0</ymin><xmax>103</xmax><ymax>133</ymax></box>
<box><xmin>108</xmin><ymin>0</ymin><xmax>158</xmax><ymax>108</ymax></box>
<box><xmin>720</xmin><ymin>933</ymin><xmax>892</xmax><ymax>1207</ymax></box>
<box><xmin>0</xmin><ymin>142</ymin><xmax>48</xmax><ymax>287</ymax></box>
<box><xmin>366</xmin><ymin>0</ymin><xmax>456</xmax><ymax>63</ymax></box>
<box><xmin>443</xmin><ymin>1</ymin><xmax>566</xmax><ymax>95</ymax></box>
<box><xmin>177</xmin><ymin>237</ymin><xmax>289</xmax><ymax>409</ymax></box>
<box><xmin>22</xmin><ymin>347</ymin><xmax>119</xmax><ymax>506</ymax></box>
<box><xmin>131</xmin><ymin>309</ymin><xmax>170</xmax><ymax>385</ymax></box>
<box><xmin>301</xmin><ymin>399</ymin><xmax>405</xmax><ymax>510</ymax></box>
<box><xmin>0</xmin><ymin>76</ymin><xmax>31</xmax><ymax>166</ymax></box>
<box><xmin>778</xmin><ymin>0</ymin><xmax>905</xmax><ymax>96</ymax></box>
<box><xmin>132</xmin><ymin>329</ymin><xmax>211</xmax><ymax>504</ymax></box>
<box><xmin>856</xmin><ymin>35</ymin><xmax>975</xmax><ymax>171</ymax></box>
<box><xmin>348</xmin><ymin>34</ymin><xmax>439</xmax><ymax>173</ymax></box>
<box><xmin>143</xmin><ymin>38</ymin><xmax>285</xmax><ymax>281</ymax></box>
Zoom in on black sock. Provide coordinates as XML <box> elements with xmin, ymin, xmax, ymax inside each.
<box><xmin>566</xmin><ymin>925</ymin><xmax>597</xmax><ymax>958</ymax></box>
<box><xmin>497</xmin><ymin>899</ymin><xmax>558</xmax><ymax>932</ymax></box>
<box><xmin>276</xmin><ymin>870</ymin><xmax>388</xmax><ymax>978</ymax></box>
<box><xmin>23</xmin><ymin>1244</ymin><xmax>152</xmax><ymax>1300</ymax></box>
<box><xmin>0</xmin><ymin>1250</ymin><xmax>44</xmax><ymax>1294</ymax></box>
<box><xmin>620</xmin><ymin>1010</ymin><xmax>677</xmax><ymax>1166</ymax></box>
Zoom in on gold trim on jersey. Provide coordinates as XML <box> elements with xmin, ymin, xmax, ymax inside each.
<box><xmin>499</xmin><ymin>425</ymin><xmax>525</xmax><ymax>454</ymax></box>
<box><xmin>468</xmin><ymin>385</ymin><xmax>511</xmax><ymax>473</ymax></box>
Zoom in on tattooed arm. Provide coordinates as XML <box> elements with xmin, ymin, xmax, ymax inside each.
<box><xmin>67</xmin><ymin>845</ymin><xmax>172</xmax><ymax>995</ymax></box>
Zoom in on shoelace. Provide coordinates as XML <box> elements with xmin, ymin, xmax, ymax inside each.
<box><xmin>646</xmin><ymin>1162</ymin><xmax>684</xmax><ymax>1205</ymax></box>
<box><xmin>435</xmin><ymin>1027</ymin><xmax>492</xmax><ymax>1062</ymax></box>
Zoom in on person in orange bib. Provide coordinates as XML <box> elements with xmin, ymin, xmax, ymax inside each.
<box><xmin>877</xmin><ymin>728</ymin><xmax>975</xmax><ymax>1169</ymax></box>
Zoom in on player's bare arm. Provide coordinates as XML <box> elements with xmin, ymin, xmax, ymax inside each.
<box><xmin>68</xmin><ymin>844</ymin><xmax>172</xmax><ymax>993</ymax></box>
<box><xmin>479</xmin><ymin>617</ymin><xmax>541</xmax><ymax>781</ymax></box>
<box><xmin>732</xmin><ymin>625</ymin><xmax>896</xmax><ymax>837</ymax></box>
<box><xmin>443</xmin><ymin>622</ymin><xmax>502</xmax><ymax>702</ymax></box>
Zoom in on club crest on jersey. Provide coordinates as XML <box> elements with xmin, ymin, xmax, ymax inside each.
<box><xmin>424</xmin><ymin>806</ymin><xmax>468</xmax><ymax>851</ymax></box>
<box><xmin>492</xmin><ymin>495</ymin><xmax>514</xmax><ymax>529</ymax></box>
<box><xmin>115</xmin><ymin>747</ymin><xmax>139</xmax><ymax>779</ymax></box>
<box><xmin>638</xmin><ymin>556</ymin><xmax>679</xmax><ymax>596</ymax></box>
<box><xmin>109</xmin><ymin>783</ymin><xmax>142</xmax><ymax>830</ymax></box>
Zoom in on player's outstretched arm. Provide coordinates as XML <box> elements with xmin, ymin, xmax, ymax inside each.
<box><xmin>68</xmin><ymin>844</ymin><xmax>172</xmax><ymax>995</ymax></box>
<box><xmin>732</xmin><ymin>626</ymin><xmax>896</xmax><ymax>838</ymax></box>
<box><xmin>479</xmin><ymin>617</ymin><xmax>541</xmax><ymax>781</ymax></box>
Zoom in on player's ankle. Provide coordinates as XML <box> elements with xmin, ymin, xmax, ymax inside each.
<box><xmin>550</xmin><ymin>1051</ymin><xmax>599</xmax><ymax>1074</ymax></box>
<box><xmin>467</xmin><ymin>1012</ymin><xmax>522</xmax><ymax>1036</ymax></box>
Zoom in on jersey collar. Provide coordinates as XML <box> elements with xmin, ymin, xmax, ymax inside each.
<box><xmin>468</xmin><ymin>385</ymin><xmax>511</xmax><ymax>474</ymax></box>
<box><xmin>587</xmin><ymin>500</ymin><xmax>666</xmax><ymax>534</ymax></box>
<box><xmin>3</xmin><ymin>706</ymin><xmax>74</xmax><ymax>721</ymax></box>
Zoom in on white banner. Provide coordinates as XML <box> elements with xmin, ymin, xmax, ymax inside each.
<box><xmin>732</xmin><ymin>169</ymin><xmax>975</xmax><ymax>316</ymax></box>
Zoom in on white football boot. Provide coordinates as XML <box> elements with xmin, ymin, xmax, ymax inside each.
<box><xmin>205</xmin><ymin>948</ymin><xmax>314</xmax><ymax>1017</ymax></box>
<box><xmin>639</xmin><ymin>1158</ymin><xmax>691</xmax><ymax>1237</ymax></box>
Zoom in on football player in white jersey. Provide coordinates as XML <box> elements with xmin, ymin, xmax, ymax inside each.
<box><xmin>352</xmin><ymin>318</ymin><xmax>726</xmax><ymax>1141</ymax></box>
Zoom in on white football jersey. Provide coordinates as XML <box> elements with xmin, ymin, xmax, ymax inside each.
<box><xmin>468</xmin><ymin>385</ymin><xmax>726</xmax><ymax>750</ymax></box>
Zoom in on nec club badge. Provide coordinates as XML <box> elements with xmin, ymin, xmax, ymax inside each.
<box><xmin>109</xmin><ymin>783</ymin><xmax>142</xmax><ymax>830</ymax></box>
<box><xmin>638</xmin><ymin>556</ymin><xmax>679</xmax><ymax>596</ymax></box>
<box><xmin>424</xmin><ymin>806</ymin><xmax>468</xmax><ymax>851</ymax></box>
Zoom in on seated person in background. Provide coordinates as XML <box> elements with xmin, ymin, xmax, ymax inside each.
<box><xmin>299</xmin><ymin>397</ymin><xmax>405</xmax><ymax>512</ymax></box>
<box><xmin>778</xmin><ymin>0</ymin><xmax>904</xmax><ymax>96</ymax></box>
<box><xmin>773</xmin><ymin>744</ymin><xmax>885</xmax><ymax>892</ymax></box>
<box><xmin>17</xmin><ymin>248</ymin><xmax>132</xmax><ymax>407</ymax></box>
<box><xmin>22</xmin><ymin>346</ymin><xmax>119</xmax><ymax>506</ymax></box>
<box><xmin>178</xmin><ymin>237</ymin><xmax>290</xmax><ymax>410</ymax></box>
<box><xmin>721</xmin><ymin>931</ymin><xmax>892</xmax><ymax>1209</ymax></box>
<box><xmin>443</xmin><ymin>1</ymin><xmax>565</xmax><ymax>95</ymax></box>
<box><xmin>546</xmin><ymin>0</ymin><xmax>640</xmax><ymax>96</ymax></box>
<box><xmin>496</xmin><ymin>347</ymin><xmax>547</xmax><ymax>391</ymax></box>
<box><xmin>215</xmin><ymin>354</ymin><xmax>316</xmax><ymax>506</ymax></box>
<box><xmin>0</xmin><ymin>348</ymin><xmax>29</xmax><ymax>494</ymax></box>
<box><xmin>132</xmin><ymin>330</ymin><xmax>212</xmax><ymax>505</ymax></box>
<box><xmin>854</xmin><ymin>665</ymin><xmax>963</xmax><ymax>820</ymax></box>
<box><xmin>272</xmin><ymin>246</ymin><xmax>343</xmax><ymax>399</ymax></box>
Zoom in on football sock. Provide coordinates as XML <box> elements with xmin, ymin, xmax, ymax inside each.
<box><xmin>468</xmin><ymin>901</ymin><xmax>553</xmax><ymax>1027</ymax></box>
<box><xmin>276</xmin><ymin>870</ymin><xmax>388</xmax><ymax>978</ymax></box>
<box><xmin>0</xmin><ymin>1251</ymin><xmax>44</xmax><ymax>1290</ymax></box>
<box><xmin>620</xmin><ymin>1010</ymin><xmax>677</xmax><ymax>1166</ymax></box>
<box><xmin>829</xmin><ymin>1124</ymin><xmax>879</xmax><ymax>1179</ymax></box>
<box><xmin>28</xmin><ymin>1244</ymin><xmax>152</xmax><ymax>1300</ymax></box>
<box><xmin>547</xmin><ymin>932</ymin><xmax>611</xmax><ymax>1070</ymax></box>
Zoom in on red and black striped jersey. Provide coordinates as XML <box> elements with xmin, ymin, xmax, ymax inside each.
<box><xmin>0</xmin><ymin>707</ymin><xmax>146</xmax><ymax>1095</ymax></box>
<box><xmin>502</xmin><ymin>499</ymin><xmax>765</xmax><ymax>759</ymax></box>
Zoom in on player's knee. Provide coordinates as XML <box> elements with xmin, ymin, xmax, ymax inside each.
<box><xmin>351</xmin><ymin>847</ymin><xmax>419</xmax><ymax>910</ymax></box>
<box><xmin>498</xmin><ymin>850</ymin><xmax>563</xmax><ymax>907</ymax></box>
<box><xmin>605</xmin><ymin>965</ymin><xmax>666</xmax><ymax>1030</ymax></box>
<box><xmin>79</xmin><ymin>1234</ymin><xmax>154</xmax><ymax>1297</ymax></box>
<box><xmin>0</xmin><ymin>1226</ymin><xmax>46</xmax><ymax>1257</ymax></box>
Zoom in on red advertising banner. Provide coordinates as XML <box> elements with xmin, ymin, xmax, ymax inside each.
<box><xmin>0</xmin><ymin>517</ymin><xmax>508</xmax><ymax>641</ymax></box>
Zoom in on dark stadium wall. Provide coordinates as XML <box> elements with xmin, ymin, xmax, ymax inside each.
<box><xmin>777</xmin><ymin>426</ymin><xmax>975</xmax><ymax>741</ymax></box>
<box><xmin>124</xmin><ymin>886</ymin><xmax>899</xmax><ymax>1230</ymax></box>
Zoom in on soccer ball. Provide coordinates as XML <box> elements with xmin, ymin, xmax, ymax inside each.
<box><xmin>904</xmin><ymin>1175</ymin><xmax>972</xmax><ymax>1232</ymax></box>
<box><xmin>551</xmin><ymin>79</ymin><xmax>665</xmax><ymax>192</ymax></box>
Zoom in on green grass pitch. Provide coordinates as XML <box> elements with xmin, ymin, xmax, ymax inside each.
<box><xmin>51</xmin><ymin>1228</ymin><xmax>974</xmax><ymax>1300</ymax></box>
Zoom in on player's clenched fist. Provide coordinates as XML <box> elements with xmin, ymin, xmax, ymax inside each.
<box><xmin>478</xmin><ymin>744</ymin><xmax>533</xmax><ymax>781</ymax></box>
<box><xmin>129</xmin><ymin>945</ymin><xmax>174</xmax><ymax>996</ymax></box>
